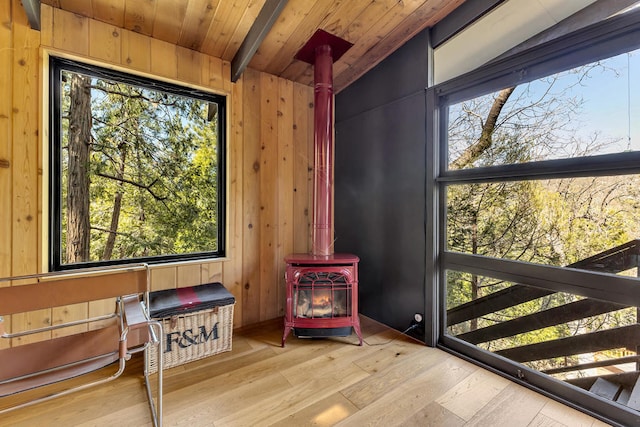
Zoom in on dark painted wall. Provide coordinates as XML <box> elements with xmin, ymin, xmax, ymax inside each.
<box><xmin>334</xmin><ymin>29</ymin><xmax>429</xmax><ymax>334</ymax></box>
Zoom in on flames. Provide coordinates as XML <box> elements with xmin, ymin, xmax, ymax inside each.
<box><xmin>295</xmin><ymin>289</ymin><xmax>348</xmax><ymax>318</ymax></box>
<box><xmin>312</xmin><ymin>291</ymin><xmax>331</xmax><ymax>308</ymax></box>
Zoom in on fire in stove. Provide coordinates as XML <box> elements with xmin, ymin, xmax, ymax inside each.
<box><xmin>293</xmin><ymin>272</ymin><xmax>350</xmax><ymax>318</ymax></box>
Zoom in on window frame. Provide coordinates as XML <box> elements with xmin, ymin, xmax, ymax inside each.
<box><xmin>48</xmin><ymin>56</ymin><xmax>227</xmax><ymax>271</ymax></box>
<box><xmin>430</xmin><ymin>9</ymin><xmax>640</xmax><ymax>426</ymax></box>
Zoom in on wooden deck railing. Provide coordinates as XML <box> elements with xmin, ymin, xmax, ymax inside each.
<box><xmin>446</xmin><ymin>239</ymin><xmax>640</xmax><ymax>409</ymax></box>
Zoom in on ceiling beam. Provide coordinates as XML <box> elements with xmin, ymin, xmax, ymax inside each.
<box><xmin>21</xmin><ymin>0</ymin><xmax>41</xmax><ymax>31</ymax></box>
<box><xmin>231</xmin><ymin>0</ymin><xmax>288</xmax><ymax>82</ymax></box>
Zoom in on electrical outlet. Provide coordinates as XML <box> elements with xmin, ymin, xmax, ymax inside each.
<box><xmin>405</xmin><ymin>313</ymin><xmax>426</xmax><ymax>341</ymax></box>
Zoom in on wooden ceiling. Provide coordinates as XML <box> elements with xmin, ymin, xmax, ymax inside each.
<box><xmin>38</xmin><ymin>0</ymin><xmax>467</xmax><ymax>92</ymax></box>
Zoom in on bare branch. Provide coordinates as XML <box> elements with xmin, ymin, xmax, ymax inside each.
<box><xmin>450</xmin><ymin>87</ymin><xmax>516</xmax><ymax>170</ymax></box>
<box><xmin>95</xmin><ymin>171</ymin><xmax>168</xmax><ymax>201</ymax></box>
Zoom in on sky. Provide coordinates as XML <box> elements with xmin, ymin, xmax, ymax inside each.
<box><xmin>449</xmin><ymin>47</ymin><xmax>640</xmax><ymax>160</ymax></box>
<box><xmin>577</xmin><ymin>49</ymin><xmax>639</xmax><ymax>152</ymax></box>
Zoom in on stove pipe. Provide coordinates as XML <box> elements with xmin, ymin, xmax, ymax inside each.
<box><xmin>295</xmin><ymin>30</ymin><xmax>353</xmax><ymax>257</ymax></box>
<box><xmin>312</xmin><ymin>44</ymin><xmax>334</xmax><ymax>256</ymax></box>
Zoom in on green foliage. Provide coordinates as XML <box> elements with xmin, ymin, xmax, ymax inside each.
<box><xmin>445</xmin><ymin>62</ymin><xmax>640</xmax><ymax>373</ymax></box>
<box><xmin>60</xmin><ymin>72</ymin><xmax>221</xmax><ymax>263</ymax></box>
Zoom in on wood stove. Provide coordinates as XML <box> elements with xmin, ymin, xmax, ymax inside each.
<box><xmin>282</xmin><ymin>254</ymin><xmax>362</xmax><ymax>346</ymax></box>
<box><xmin>282</xmin><ymin>30</ymin><xmax>362</xmax><ymax>346</ymax></box>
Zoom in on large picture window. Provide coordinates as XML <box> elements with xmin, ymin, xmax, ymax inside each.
<box><xmin>49</xmin><ymin>57</ymin><xmax>226</xmax><ymax>270</ymax></box>
<box><xmin>434</xmin><ymin>10</ymin><xmax>640</xmax><ymax>426</ymax></box>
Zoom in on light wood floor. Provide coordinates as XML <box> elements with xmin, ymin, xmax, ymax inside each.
<box><xmin>1</xmin><ymin>316</ymin><xmax>612</xmax><ymax>427</ymax></box>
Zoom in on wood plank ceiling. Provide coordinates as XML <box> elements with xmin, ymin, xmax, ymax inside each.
<box><xmin>39</xmin><ymin>0</ymin><xmax>466</xmax><ymax>92</ymax></box>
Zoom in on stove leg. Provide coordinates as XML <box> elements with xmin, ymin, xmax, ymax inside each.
<box><xmin>282</xmin><ymin>324</ymin><xmax>292</xmax><ymax>347</ymax></box>
<box><xmin>353</xmin><ymin>322</ymin><xmax>363</xmax><ymax>346</ymax></box>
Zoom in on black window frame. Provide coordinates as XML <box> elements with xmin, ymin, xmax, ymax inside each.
<box><xmin>429</xmin><ymin>9</ymin><xmax>640</xmax><ymax>427</ymax></box>
<box><xmin>48</xmin><ymin>56</ymin><xmax>227</xmax><ymax>271</ymax></box>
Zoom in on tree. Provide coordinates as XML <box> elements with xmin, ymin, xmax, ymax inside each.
<box><xmin>449</xmin><ymin>87</ymin><xmax>516</xmax><ymax>170</ymax></box>
<box><xmin>66</xmin><ymin>74</ymin><xmax>92</xmax><ymax>263</ymax></box>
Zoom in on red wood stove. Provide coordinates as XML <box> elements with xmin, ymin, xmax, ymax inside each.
<box><xmin>282</xmin><ymin>253</ymin><xmax>362</xmax><ymax>346</ymax></box>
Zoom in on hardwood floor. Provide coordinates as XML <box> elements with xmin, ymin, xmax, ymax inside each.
<box><xmin>1</xmin><ymin>316</ymin><xmax>611</xmax><ymax>427</ymax></box>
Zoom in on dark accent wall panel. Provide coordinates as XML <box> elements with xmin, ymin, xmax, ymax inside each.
<box><xmin>335</xmin><ymin>28</ymin><xmax>429</xmax><ymax>334</ymax></box>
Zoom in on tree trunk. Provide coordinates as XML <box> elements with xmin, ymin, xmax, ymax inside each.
<box><xmin>66</xmin><ymin>74</ymin><xmax>92</xmax><ymax>263</ymax></box>
<box><xmin>471</xmin><ymin>217</ymin><xmax>479</xmax><ymax>331</ymax></box>
<box><xmin>102</xmin><ymin>149</ymin><xmax>126</xmax><ymax>260</ymax></box>
<box><xmin>450</xmin><ymin>87</ymin><xmax>516</xmax><ymax>170</ymax></box>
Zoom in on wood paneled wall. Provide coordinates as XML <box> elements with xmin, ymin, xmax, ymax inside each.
<box><xmin>0</xmin><ymin>2</ymin><xmax>314</xmax><ymax>332</ymax></box>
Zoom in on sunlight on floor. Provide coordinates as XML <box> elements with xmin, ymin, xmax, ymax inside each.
<box><xmin>312</xmin><ymin>403</ymin><xmax>351</xmax><ymax>425</ymax></box>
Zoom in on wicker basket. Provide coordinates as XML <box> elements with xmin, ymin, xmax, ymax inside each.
<box><xmin>148</xmin><ymin>303</ymin><xmax>234</xmax><ymax>373</ymax></box>
<box><xmin>147</xmin><ymin>283</ymin><xmax>235</xmax><ymax>373</ymax></box>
